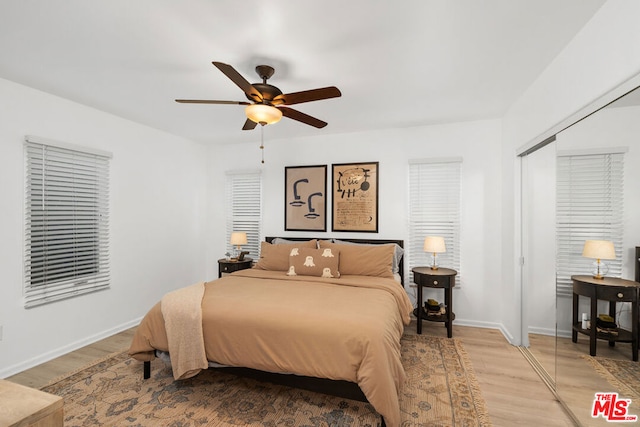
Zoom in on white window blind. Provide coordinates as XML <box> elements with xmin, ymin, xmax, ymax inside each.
<box><xmin>556</xmin><ymin>151</ymin><xmax>624</xmax><ymax>296</ymax></box>
<box><xmin>226</xmin><ymin>170</ymin><xmax>262</xmax><ymax>258</ymax></box>
<box><xmin>24</xmin><ymin>137</ymin><xmax>111</xmax><ymax>308</ymax></box>
<box><xmin>408</xmin><ymin>159</ymin><xmax>461</xmax><ymax>284</ymax></box>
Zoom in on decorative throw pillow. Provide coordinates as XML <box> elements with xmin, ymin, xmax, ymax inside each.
<box><xmin>287</xmin><ymin>247</ymin><xmax>340</xmax><ymax>278</ymax></box>
<box><xmin>254</xmin><ymin>240</ymin><xmax>318</xmax><ymax>271</ymax></box>
<box><xmin>319</xmin><ymin>241</ymin><xmax>394</xmax><ymax>279</ymax></box>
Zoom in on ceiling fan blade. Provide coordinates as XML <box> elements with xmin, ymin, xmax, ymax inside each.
<box><xmin>175</xmin><ymin>99</ymin><xmax>250</xmax><ymax>105</ymax></box>
<box><xmin>212</xmin><ymin>62</ymin><xmax>263</xmax><ymax>102</ymax></box>
<box><xmin>242</xmin><ymin>118</ymin><xmax>258</xmax><ymax>131</ymax></box>
<box><xmin>279</xmin><ymin>106</ymin><xmax>328</xmax><ymax>128</ymax></box>
<box><xmin>273</xmin><ymin>86</ymin><xmax>341</xmax><ymax>106</ymax></box>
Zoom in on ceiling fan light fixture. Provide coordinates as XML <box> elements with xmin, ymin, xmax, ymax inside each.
<box><xmin>245</xmin><ymin>104</ymin><xmax>282</xmax><ymax>125</ymax></box>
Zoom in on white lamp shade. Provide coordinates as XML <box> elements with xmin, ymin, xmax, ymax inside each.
<box><xmin>245</xmin><ymin>104</ymin><xmax>283</xmax><ymax>125</ymax></box>
<box><xmin>582</xmin><ymin>240</ymin><xmax>615</xmax><ymax>260</ymax></box>
<box><xmin>230</xmin><ymin>232</ymin><xmax>248</xmax><ymax>246</ymax></box>
<box><xmin>423</xmin><ymin>236</ymin><xmax>446</xmax><ymax>253</ymax></box>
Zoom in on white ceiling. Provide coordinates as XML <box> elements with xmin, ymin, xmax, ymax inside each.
<box><xmin>0</xmin><ymin>0</ymin><xmax>606</xmax><ymax>145</ymax></box>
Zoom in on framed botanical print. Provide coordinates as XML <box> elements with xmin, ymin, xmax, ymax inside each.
<box><xmin>284</xmin><ymin>165</ymin><xmax>327</xmax><ymax>231</ymax></box>
<box><xmin>332</xmin><ymin>161</ymin><xmax>379</xmax><ymax>232</ymax></box>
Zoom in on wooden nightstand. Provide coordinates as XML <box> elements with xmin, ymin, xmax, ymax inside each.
<box><xmin>218</xmin><ymin>258</ymin><xmax>253</xmax><ymax>278</ymax></box>
<box><xmin>413</xmin><ymin>267</ymin><xmax>457</xmax><ymax>337</ymax></box>
<box><xmin>571</xmin><ymin>275</ymin><xmax>639</xmax><ymax>361</ymax></box>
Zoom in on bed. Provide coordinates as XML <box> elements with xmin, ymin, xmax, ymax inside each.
<box><xmin>128</xmin><ymin>237</ymin><xmax>413</xmax><ymax>427</ymax></box>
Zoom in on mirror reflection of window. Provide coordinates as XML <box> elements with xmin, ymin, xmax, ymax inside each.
<box><xmin>556</xmin><ymin>149</ymin><xmax>625</xmax><ymax>298</ymax></box>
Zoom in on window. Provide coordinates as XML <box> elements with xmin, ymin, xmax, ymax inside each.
<box><xmin>408</xmin><ymin>158</ymin><xmax>462</xmax><ymax>284</ymax></box>
<box><xmin>226</xmin><ymin>170</ymin><xmax>262</xmax><ymax>258</ymax></box>
<box><xmin>556</xmin><ymin>149</ymin><xmax>625</xmax><ymax>296</ymax></box>
<box><xmin>24</xmin><ymin>136</ymin><xmax>111</xmax><ymax>308</ymax></box>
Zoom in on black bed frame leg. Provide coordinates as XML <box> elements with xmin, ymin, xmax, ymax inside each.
<box><xmin>143</xmin><ymin>361</ymin><xmax>150</xmax><ymax>379</ymax></box>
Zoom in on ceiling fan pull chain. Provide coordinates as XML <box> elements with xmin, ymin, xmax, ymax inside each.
<box><xmin>260</xmin><ymin>124</ymin><xmax>265</xmax><ymax>164</ymax></box>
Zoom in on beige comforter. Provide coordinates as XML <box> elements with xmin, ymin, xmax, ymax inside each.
<box><xmin>129</xmin><ymin>269</ymin><xmax>413</xmax><ymax>427</ymax></box>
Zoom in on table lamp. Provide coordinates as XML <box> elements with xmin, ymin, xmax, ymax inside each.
<box><xmin>230</xmin><ymin>232</ymin><xmax>247</xmax><ymax>260</ymax></box>
<box><xmin>424</xmin><ymin>236</ymin><xmax>446</xmax><ymax>270</ymax></box>
<box><xmin>582</xmin><ymin>240</ymin><xmax>615</xmax><ymax>279</ymax></box>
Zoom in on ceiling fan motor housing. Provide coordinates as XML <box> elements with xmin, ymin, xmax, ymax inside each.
<box><xmin>248</xmin><ymin>83</ymin><xmax>282</xmax><ymax>104</ymax></box>
<box><xmin>247</xmin><ymin>65</ymin><xmax>281</xmax><ymax>104</ymax></box>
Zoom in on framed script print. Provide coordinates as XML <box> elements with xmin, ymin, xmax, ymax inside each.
<box><xmin>285</xmin><ymin>165</ymin><xmax>327</xmax><ymax>231</ymax></box>
<box><xmin>332</xmin><ymin>162</ymin><xmax>379</xmax><ymax>232</ymax></box>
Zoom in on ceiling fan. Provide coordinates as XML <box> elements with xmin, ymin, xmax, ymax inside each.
<box><xmin>176</xmin><ymin>61</ymin><xmax>342</xmax><ymax>130</ymax></box>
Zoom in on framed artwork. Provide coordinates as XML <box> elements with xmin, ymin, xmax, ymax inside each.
<box><xmin>284</xmin><ymin>165</ymin><xmax>327</xmax><ymax>231</ymax></box>
<box><xmin>332</xmin><ymin>161</ymin><xmax>379</xmax><ymax>232</ymax></box>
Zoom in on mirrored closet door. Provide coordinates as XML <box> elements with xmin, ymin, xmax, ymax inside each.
<box><xmin>521</xmin><ymin>84</ymin><xmax>640</xmax><ymax>426</ymax></box>
<box><xmin>553</xmin><ymin>85</ymin><xmax>640</xmax><ymax>426</ymax></box>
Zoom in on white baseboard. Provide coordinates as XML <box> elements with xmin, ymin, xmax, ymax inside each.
<box><xmin>528</xmin><ymin>326</ymin><xmax>556</xmax><ymax>337</ymax></box>
<box><xmin>0</xmin><ymin>317</ymin><xmax>142</xmax><ymax>379</ymax></box>
<box><xmin>451</xmin><ymin>318</ymin><xmax>516</xmax><ymax>344</ymax></box>
<box><xmin>557</xmin><ymin>328</ymin><xmax>572</xmax><ymax>339</ymax></box>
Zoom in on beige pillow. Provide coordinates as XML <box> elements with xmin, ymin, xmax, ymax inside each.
<box><xmin>287</xmin><ymin>247</ymin><xmax>340</xmax><ymax>278</ymax></box>
<box><xmin>333</xmin><ymin>239</ymin><xmax>404</xmax><ymax>274</ymax></box>
<box><xmin>319</xmin><ymin>241</ymin><xmax>394</xmax><ymax>278</ymax></box>
<box><xmin>255</xmin><ymin>240</ymin><xmax>318</xmax><ymax>271</ymax></box>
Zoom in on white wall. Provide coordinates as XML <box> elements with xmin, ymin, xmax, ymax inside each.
<box><xmin>504</xmin><ymin>1</ymin><xmax>640</xmax><ymax>151</ymax></box>
<box><xmin>501</xmin><ymin>0</ymin><xmax>640</xmax><ymax>344</ymax></box>
<box><xmin>0</xmin><ymin>78</ymin><xmax>208</xmax><ymax>377</ymax></box>
<box><xmin>206</xmin><ymin>120</ymin><xmax>506</xmax><ymax>332</ymax></box>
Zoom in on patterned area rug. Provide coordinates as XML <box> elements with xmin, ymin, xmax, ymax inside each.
<box><xmin>582</xmin><ymin>355</ymin><xmax>640</xmax><ymax>399</ymax></box>
<box><xmin>42</xmin><ymin>334</ymin><xmax>491</xmax><ymax>426</ymax></box>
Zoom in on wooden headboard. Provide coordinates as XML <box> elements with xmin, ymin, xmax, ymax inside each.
<box><xmin>266</xmin><ymin>236</ymin><xmax>405</xmax><ymax>286</ymax></box>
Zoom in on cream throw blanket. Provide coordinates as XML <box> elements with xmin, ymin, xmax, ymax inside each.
<box><xmin>160</xmin><ymin>282</ymin><xmax>208</xmax><ymax>380</ymax></box>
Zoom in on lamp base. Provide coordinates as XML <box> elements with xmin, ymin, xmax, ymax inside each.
<box><xmin>591</xmin><ymin>260</ymin><xmax>608</xmax><ymax>280</ymax></box>
<box><xmin>429</xmin><ymin>253</ymin><xmax>440</xmax><ymax>270</ymax></box>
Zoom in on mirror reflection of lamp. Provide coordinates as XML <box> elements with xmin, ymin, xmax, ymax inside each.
<box><xmin>582</xmin><ymin>240</ymin><xmax>616</xmax><ymax>279</ymax></box>
<box><xmin>230</xmin><ymin>232</ymin><xmax>247</xmax><ymax>261</ymax></box>
<box><xmin>423</xmin><ymin>236</ymin><xmax>446</xmax><ymax>270</ymax></box>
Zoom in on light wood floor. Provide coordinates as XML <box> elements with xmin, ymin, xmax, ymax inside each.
<box><xmin>529</xmin><ymin>332</ymin><xmax>638</xmax><ymax>427</ymax></box>
<box><xmin>404</xmin><ymin>323</ymin><xmax>574</xmax><ymax>426</ymax></box>
<box><xmin>7</xmin><ymin>328</ymin><xmax>136</xmax><ymax>390</ymax></box>
<box><xmin>7</xmin><ymin>321</ymin><xmax>575</xmax><ymax>426</ymax></box>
